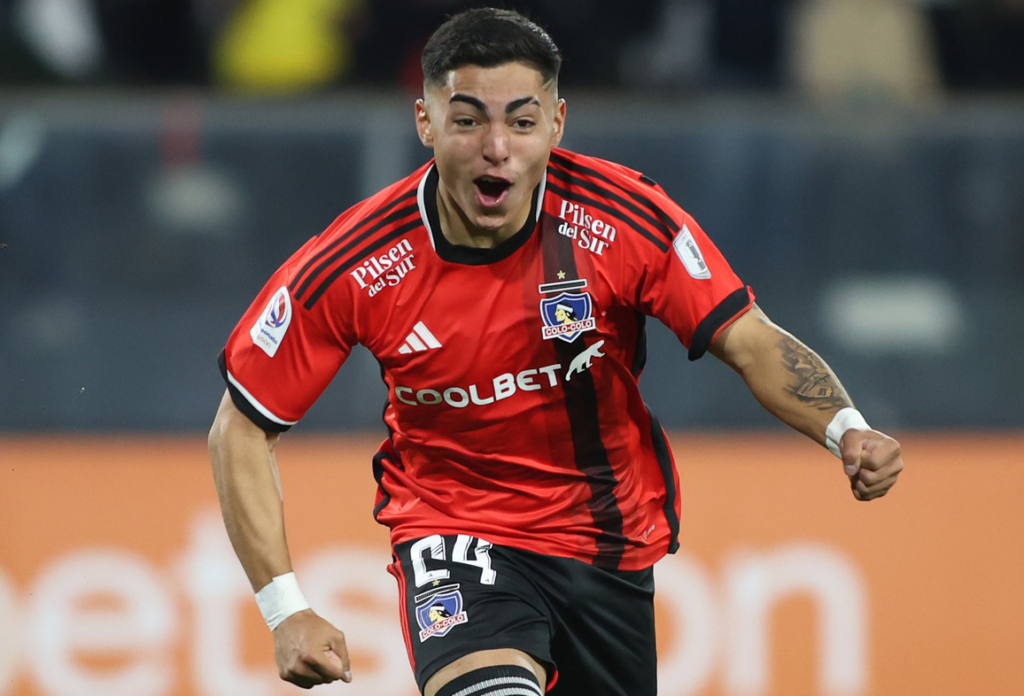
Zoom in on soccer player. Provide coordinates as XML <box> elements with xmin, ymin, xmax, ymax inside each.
<box><xmin>208</xmin><ymin>8</ymin><xmax>904</xmax><ymax>696</ymax></box>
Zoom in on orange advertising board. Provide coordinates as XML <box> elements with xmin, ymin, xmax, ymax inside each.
<box><xmin>1</xmin><ymin>433</ymin><xmax>1022</xmax><ymax>696</ymax></box>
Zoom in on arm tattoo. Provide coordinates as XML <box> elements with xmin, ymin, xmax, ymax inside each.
<box><xmin>776</xmin><ymin>331</ymin><xmax>852</xmax><ymax>412</ymax></box>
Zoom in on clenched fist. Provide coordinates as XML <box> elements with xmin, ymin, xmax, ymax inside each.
<box><xmin>839</xmin><ymin>429</ymin><xmax>904</xmax><ymax>501</ymax></box>
<box><xmin>273</xmin><ymin>609</ymin><xmax>352</xmax><ymax>689</ymax></box>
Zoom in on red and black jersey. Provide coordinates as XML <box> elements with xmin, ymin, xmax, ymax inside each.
<box><xmin>220</xmin><ymin>147</ymin><xmax>754</xmax><ymax>571</ymax></box>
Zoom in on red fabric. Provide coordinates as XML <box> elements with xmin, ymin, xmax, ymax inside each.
<box><xmin>222</xmin><ymin>149</ymin><xmax>754</xmax><ymax>570</ymax></box>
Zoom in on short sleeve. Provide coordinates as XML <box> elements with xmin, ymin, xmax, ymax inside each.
<box><xmin>635</xmin><ymin>210</ymin><xmax>754</xmax><ymax>360</ymax></box>
<box><xmin>219</xmin><ymin>241</ymin><xmax>355</xmax><ymax>431</ymax></box>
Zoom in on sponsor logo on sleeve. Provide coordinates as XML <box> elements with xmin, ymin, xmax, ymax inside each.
<box><xmin>250</xmin><ymin>286</ymin><xmax>292</xmax><ymax>357</ymax></box>
<box><xmin>673</xmin><ymin>224</ymin><xmax>712</xmax><ymax>279</ymax></box>
<box><xmin>414</xmin><ymin>584</ymin><xmax>468</xmax><ymax>641</ymax></box>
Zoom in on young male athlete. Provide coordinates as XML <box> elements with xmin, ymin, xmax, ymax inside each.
<box><xmin>208</xmin><ymin>8</ymin><xmax>904</xmax><ymax>696</ymax></box>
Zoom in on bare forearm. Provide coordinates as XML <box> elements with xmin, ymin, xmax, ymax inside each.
<box><xmin>711</xmin><ymin>307</ymin><xmax>854</xmax><ymax>445</ymax></box>
<box><xmin>746</xmin><ymin>325</ymin><xmax>854</xmax><ymax>443</ymax></box>
<box><xmin>208</xmin><ymin>390</ymin><xmax>294</xmax><ymax>591</ymax></box>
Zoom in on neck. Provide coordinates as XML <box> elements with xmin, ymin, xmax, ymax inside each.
<box><xmin>435</xmin><ymin>185</ymin><xmax>532</xmax><ymax>249</ymax></box>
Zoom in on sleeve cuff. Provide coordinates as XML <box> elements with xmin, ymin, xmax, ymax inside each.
<box><xmin>687</xmin><ymin>286</ymin><xmax>754</xmax><ymax>361</ymax></box>
<box><xmin>218</xmin><ymin>351</ymin><xmax>294</xmax><ymax>433</ymax></box>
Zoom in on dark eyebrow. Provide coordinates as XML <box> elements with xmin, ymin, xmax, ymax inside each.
<box><xmin>449</xmin><ymin>94</ymin><xmax>541</xmax><ymax>115</ymax></box>
<box><xmin>505</xmin><ymin>96</ymin><xmax>540</xmax><ymax>114</ymax></box>
<box><xmin>450</xmin><ymin>94</ymin><xmax>487</xmax><ymax>111</ymax></box>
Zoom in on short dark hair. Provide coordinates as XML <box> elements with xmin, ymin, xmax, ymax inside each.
<box><xmin>421</xmin><ymin>8</ymin><xmax>562</xmax><ymax>87</ymax></box>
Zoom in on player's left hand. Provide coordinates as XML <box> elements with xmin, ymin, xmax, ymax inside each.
<box><xmin>839</xmin><ymin>429</ymin><xmax>904</xmax><ymax>501</ymax></box>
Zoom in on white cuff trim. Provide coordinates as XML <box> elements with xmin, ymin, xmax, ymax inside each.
<box><xmin>225</xmin><ymin>369</ymin><xmax>298</xmax><ymax>427</ymax></box>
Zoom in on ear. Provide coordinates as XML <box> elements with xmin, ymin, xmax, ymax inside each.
<box><xmin>415</xmin><ymin>99</ymin><xmax>434</xmax><ymax>148</ymax></box>
<box><xmin>551</xmin><ymin>98</ymin><xmax>567</xmax><ymax>148</ymax></box>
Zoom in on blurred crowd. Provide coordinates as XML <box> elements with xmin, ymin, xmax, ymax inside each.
<box><xmin>1</xmin><ymin>0</ymin><xmax>1023</xmax><ymax>95</ymax></box>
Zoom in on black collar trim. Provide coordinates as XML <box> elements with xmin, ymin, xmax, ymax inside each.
<box><xmin>419</xmin><ymin>165</ymin><xmax>542</xmax><ymax>266</ymax></box>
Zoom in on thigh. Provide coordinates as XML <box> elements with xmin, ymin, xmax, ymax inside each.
<box><xmin>546</xmin><ymin>562</ymin><xmax>657</xmax><ymax>696</ymax></box>
<box><xmin>389</xmin><ymin>534</ymin><xmax>555</xmax><ymax>693</ymax></box>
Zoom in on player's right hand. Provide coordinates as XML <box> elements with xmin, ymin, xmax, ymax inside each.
<box><xmin>273</xmin><ymin>609</ymin><xmax>352</xmax><ymax>688</ymax></box>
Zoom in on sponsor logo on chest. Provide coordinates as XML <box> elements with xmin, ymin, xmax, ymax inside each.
<box><xmin>395</xmin><ymin>339</ymin><xmax>607</xmax><ymax>409</ymax></box>
<box><xmin>557</xmin><ymin>200</ymin><xmax>617</xmax><ymax>256</ymax></box>
<box><xmin>349</xmin><ymin>239</ymin><xmax>417</xmax><ymax>296</ymax></box>
<box><xmin>392</xmin><ymin>275</ymin><xmax>606</xmax><ymax>409</ymax></box>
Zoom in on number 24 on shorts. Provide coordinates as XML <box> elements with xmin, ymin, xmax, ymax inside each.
<box><xmin>410</xmin><ymin>534</ymin><xmax>497</xmax><ymax>587</ymax></box>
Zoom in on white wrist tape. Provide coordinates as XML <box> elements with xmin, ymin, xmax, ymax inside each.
<box><xmin>255</xmin><ymin>572</ymin><xmax>310</xmax><ymax>631</ymax></box>
<box><xmin>825</xmin><ymin>407</ymin><xmax>870</xmax><ymax>459</ymax></box>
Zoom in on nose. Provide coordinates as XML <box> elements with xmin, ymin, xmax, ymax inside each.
<box><xmin>482</xmin><ymin>124</ymin><xmax>510</xmax><ymax>164</ymax></box>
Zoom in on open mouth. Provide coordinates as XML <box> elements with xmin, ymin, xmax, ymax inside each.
<box><xmin>474</xmin><ymin>176</ymin><xmax>512</xmax><ymax>207</ymax></box>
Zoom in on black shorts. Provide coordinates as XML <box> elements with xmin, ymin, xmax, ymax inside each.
<box><xmin>388</xmin><ymin>534</ymin><xmax>656</xmax><ymax>695</ymax></box>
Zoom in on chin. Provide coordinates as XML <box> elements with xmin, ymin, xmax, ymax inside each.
<box><xmin>471</xmin><ymin>214</ymin><xmax>509</xmax><ymax>232</ymax></box>
<box><xmin>474</xmin><ymin>199</ymin><xmax>524</xmax><ymax>230</ymax></box>
<box><xmin>463</xmin><ymin>203</ymin><xmax>507</xmax><ymax>227</ymax></box>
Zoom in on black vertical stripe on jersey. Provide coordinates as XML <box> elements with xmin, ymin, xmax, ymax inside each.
<box><xmin>302</xmin><ymin>219</ymin><xmax>422</xmax><ymax>309</ymax></box>
<box><xmin>629</xmin><ymin>312</ymin><xmax>678</xmax><ymax>551</ymax></box>
<box><xmin>292</xmin><ymin>198</ymin><xmax>419</xmax><ymax>301</ymax></box>
<box><xmin>688</xmin><ymin>286</ymin><xmax>752</xmax><ymax>361</ymax></box>
<box><xmin>547</xmin><ymin>166</ymin><xmax>676</xmax><ymax>248</ymax></box>
<box><xmin>546</xmin><ymin>181</ymin><xmax>669</xmax><ymax>254</ymax></box>
<box><xmin>372</xmin><ymin>449</ymin><xmax>397</xmax><ymax>520</ymax></box>
<box><xmin>539</xmin><ymin>213</ymin><xmax>626</xmax><ymax>569</ymax></box>
<box><xmin>631</xmin><ymin>312</ymin><xmax>648</xmax><ymax>378</ymax></box>
<box><xmin>550</xmin><ymin>151</ymin><xmax>679</xmax><ymax>241</ymax></box>
<box><xmin>646</xmin><ymin>406</ymin><xmax>680</xmax><ymax>553</ymax></box>
<box><xmin>372</xmin><ymin>373</ymin><xmax>395</xmax><ymax>520</ymax></box>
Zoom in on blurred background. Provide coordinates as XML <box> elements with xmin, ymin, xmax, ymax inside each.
<box><xmin>2</xmin><ymin>2</ymin><xmax>1023</xmax><ymax>696</ymax></box>
<box><xmin>1</xmin><ymin>0</ymin><xmax>1022</xmax><ymax>432</ymax></box>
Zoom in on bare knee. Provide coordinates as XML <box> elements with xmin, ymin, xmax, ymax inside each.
<box><xmin>424</xmin><ymin>648</ymin><xmax>546</xmax><ymax>696</ymax></box>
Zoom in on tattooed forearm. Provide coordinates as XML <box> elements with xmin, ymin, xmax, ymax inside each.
<box><xmin>775</xmin><ymin>331</ymin><xmax>852</xmax><ymax>412</ymax></box>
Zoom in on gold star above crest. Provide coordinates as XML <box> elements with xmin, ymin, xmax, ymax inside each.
<box><xmin>432</xmin><ymin>580</ymin><xmax>441</xmax><ymax>586</ymax></box>
<box><xmin>557</xmin><ymin>271</ymin><xmax>566</xmax><ymax>280</ymax></box>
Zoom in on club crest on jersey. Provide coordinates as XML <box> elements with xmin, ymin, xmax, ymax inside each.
<box><xmin>415</xmin><ymin>586</ymin><xmax>468</xmax><ymax>641</ymax></box>
<box><xmin>540</xmin><ymin>291</ymin><xmax>596</xmax><ymax>343</ymax></box>
<box><xmin>250</xmin><ymin>286</ymin><xmax>292</xmax><ymax>358</ymax></box>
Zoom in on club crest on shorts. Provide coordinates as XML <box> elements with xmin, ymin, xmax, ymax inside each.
<box><xmin>415</xmin><ymin>585</ymin><xmax>468</xmax><ymax>641</ymax></box>
<box><xmin>540</xmin><ymin>291</ymin><xmax>596</xmax><ymax>343</ymax></box>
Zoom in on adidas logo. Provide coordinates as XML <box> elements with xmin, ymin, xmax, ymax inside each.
<box><xmin>398</xmin><ymin>321</ymin><xmax>442</xmax><ymax>354</ymax></box>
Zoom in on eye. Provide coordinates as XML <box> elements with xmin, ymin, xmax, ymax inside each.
<box><xmin>453</xmin><ymin>117</ymin><xmax>476</xmax><ymax>128</ymax></box>
<box><xmin>513</xmin><ymin>118</ymin><xmax>536</xmax><ymax>130</ymax></box>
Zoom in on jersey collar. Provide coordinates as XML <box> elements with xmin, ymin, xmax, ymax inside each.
<box><xmin>417</xmin><ymin>163</ymin><xmax>545</xmax><ymax>266</ymax></box>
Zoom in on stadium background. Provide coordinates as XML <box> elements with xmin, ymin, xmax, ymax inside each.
<box><xmin>1</xmin><ymin>1</ymin><xmax>1022</xmax><ymax>695</ymax></box>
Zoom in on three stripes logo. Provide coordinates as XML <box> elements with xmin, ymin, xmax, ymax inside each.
<box><xmin>398</xmin><ymin>321</ymin><xmax>442</xmax><ymax>354</ymax></box>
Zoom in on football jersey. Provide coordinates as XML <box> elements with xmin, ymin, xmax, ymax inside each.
<box><xmin>220</xmin><ymin>147</ymin><xmax>754</xmax><ymax>571</ymax></box>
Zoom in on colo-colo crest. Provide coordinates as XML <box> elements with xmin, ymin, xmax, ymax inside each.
<box><xmin>540</xmin><ymin>291</ymin><xmax>596</xmax><ymax>343</ymax></box>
